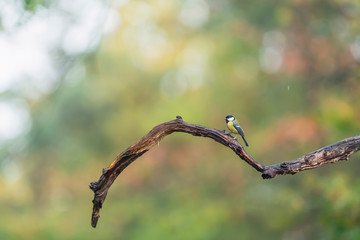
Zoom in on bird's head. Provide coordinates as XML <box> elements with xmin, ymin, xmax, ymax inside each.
<box><xmin>225</xmin><ymin>115</ymin><xmax>235</xmax><ymax>123</ymax></box>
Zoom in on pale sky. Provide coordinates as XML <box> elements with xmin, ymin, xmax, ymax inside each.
<box><xmin>0</xmin><ymin>0</ymin><xmax>120</xmax><ymax>140</ymax></box>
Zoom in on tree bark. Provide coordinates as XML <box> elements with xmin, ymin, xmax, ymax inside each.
<box><xmin>89</xmin><ymin>116</ymin><xmax>360</xmax><ymax>228</ymax></box>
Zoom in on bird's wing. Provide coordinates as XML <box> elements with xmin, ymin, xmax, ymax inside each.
<box><xmin>233</xmin><ymin>121</ymin><xmax>245</xmax><ymax>136</ymax></box>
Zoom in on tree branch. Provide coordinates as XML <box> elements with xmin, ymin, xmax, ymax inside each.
<box><xmin>89</xmin><ymin>116</ymin><xmax>360</xmax><ymax>228</ymax></box>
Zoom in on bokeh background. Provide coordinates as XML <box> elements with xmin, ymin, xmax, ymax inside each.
<box><xmin>1</xmin><ymin>0</ymin><xmax>360</xmax><ymax>239</ymax></box>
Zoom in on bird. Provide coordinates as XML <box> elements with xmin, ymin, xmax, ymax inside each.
<box><xmin>225</xmin><ymin>115</ymin><xmax>249</xmax><ymax>147</ymax></box>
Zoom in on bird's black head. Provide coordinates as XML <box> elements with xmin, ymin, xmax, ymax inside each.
<box><xmin>225</xmin><ymin>115</ymin><xmax>235</xmax><ymax>123</ymax></box>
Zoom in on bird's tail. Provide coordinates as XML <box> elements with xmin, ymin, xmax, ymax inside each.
<box><xmin>242</xmin><ymin>136</ymin><xmax>249</xmax><ymax>147</ymax></box>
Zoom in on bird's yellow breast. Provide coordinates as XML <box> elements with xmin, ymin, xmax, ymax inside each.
<box><xmin>227</xmin><ymin>121</ymin><xmax>238</xmax><ymax>134</ymax></box>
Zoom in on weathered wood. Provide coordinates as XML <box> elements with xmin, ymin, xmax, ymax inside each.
<box><xmin>89</xmin><ymin>116</ymin><xmax>360</xmax><ymax>228</ymax></box>
<box><xmin>261</xmin><ymin>135</ymin><xmax>360</xmax><ymax>178</ymax></box>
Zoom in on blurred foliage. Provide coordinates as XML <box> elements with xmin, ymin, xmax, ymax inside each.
<box><xmin>23</xmin><ymin>0</ymin><xmax>49</xmax><ymax>11</ymax></box>
<box><xmin>1</xmin><ymin>0</ymin><xmax>360</xmax><ymax>239</ymax></box>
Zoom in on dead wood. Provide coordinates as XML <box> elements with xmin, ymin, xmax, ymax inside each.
<box><xmin>89</xmin><ymin>116</ymin><xmax>360</xmax><ymax>228</ymax></box>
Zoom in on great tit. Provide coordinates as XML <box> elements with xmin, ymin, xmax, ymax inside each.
<box><xmin>225</xmin><ymin>115</ymin><xmax>249</xmax><ymax>147</ymax></box>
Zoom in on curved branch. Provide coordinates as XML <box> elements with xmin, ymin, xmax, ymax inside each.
<box><xmin>89</xmin><ymin>116</ymin><xmax>360</xmax><ymax>228</ymax></box>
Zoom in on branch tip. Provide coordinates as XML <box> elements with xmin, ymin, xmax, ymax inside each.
<box><xmin>91</xmin><ymin>215</ymin><xmax>99</xmax><ymax>228</ymax></box>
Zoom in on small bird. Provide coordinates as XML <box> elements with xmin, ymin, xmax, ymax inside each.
<box><xmin>225</xmin><ymin>115</ymin><xmax>249</xmax><ymax>147</ymax></box>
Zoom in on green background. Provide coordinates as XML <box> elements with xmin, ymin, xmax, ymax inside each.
<box><xmin>1</xmin><ymin>0</ymin><xmax>360</xmax><ymax>239</ymax></box>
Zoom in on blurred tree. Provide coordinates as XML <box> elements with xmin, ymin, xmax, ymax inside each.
<box><xmin>0</xmin><ymin>0</ymin><xmax>359</xmax><ymax>239</ymax></box>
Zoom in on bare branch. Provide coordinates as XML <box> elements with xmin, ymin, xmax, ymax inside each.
<box><xmin>261</xmin><ymin>135</ymin><xmax>360</xmax><ymax>178</ymax></box>
<box><xmin>89</xmin><ymin>116</ymin><xmax>360</xmax><ymax>228</ymax></box>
